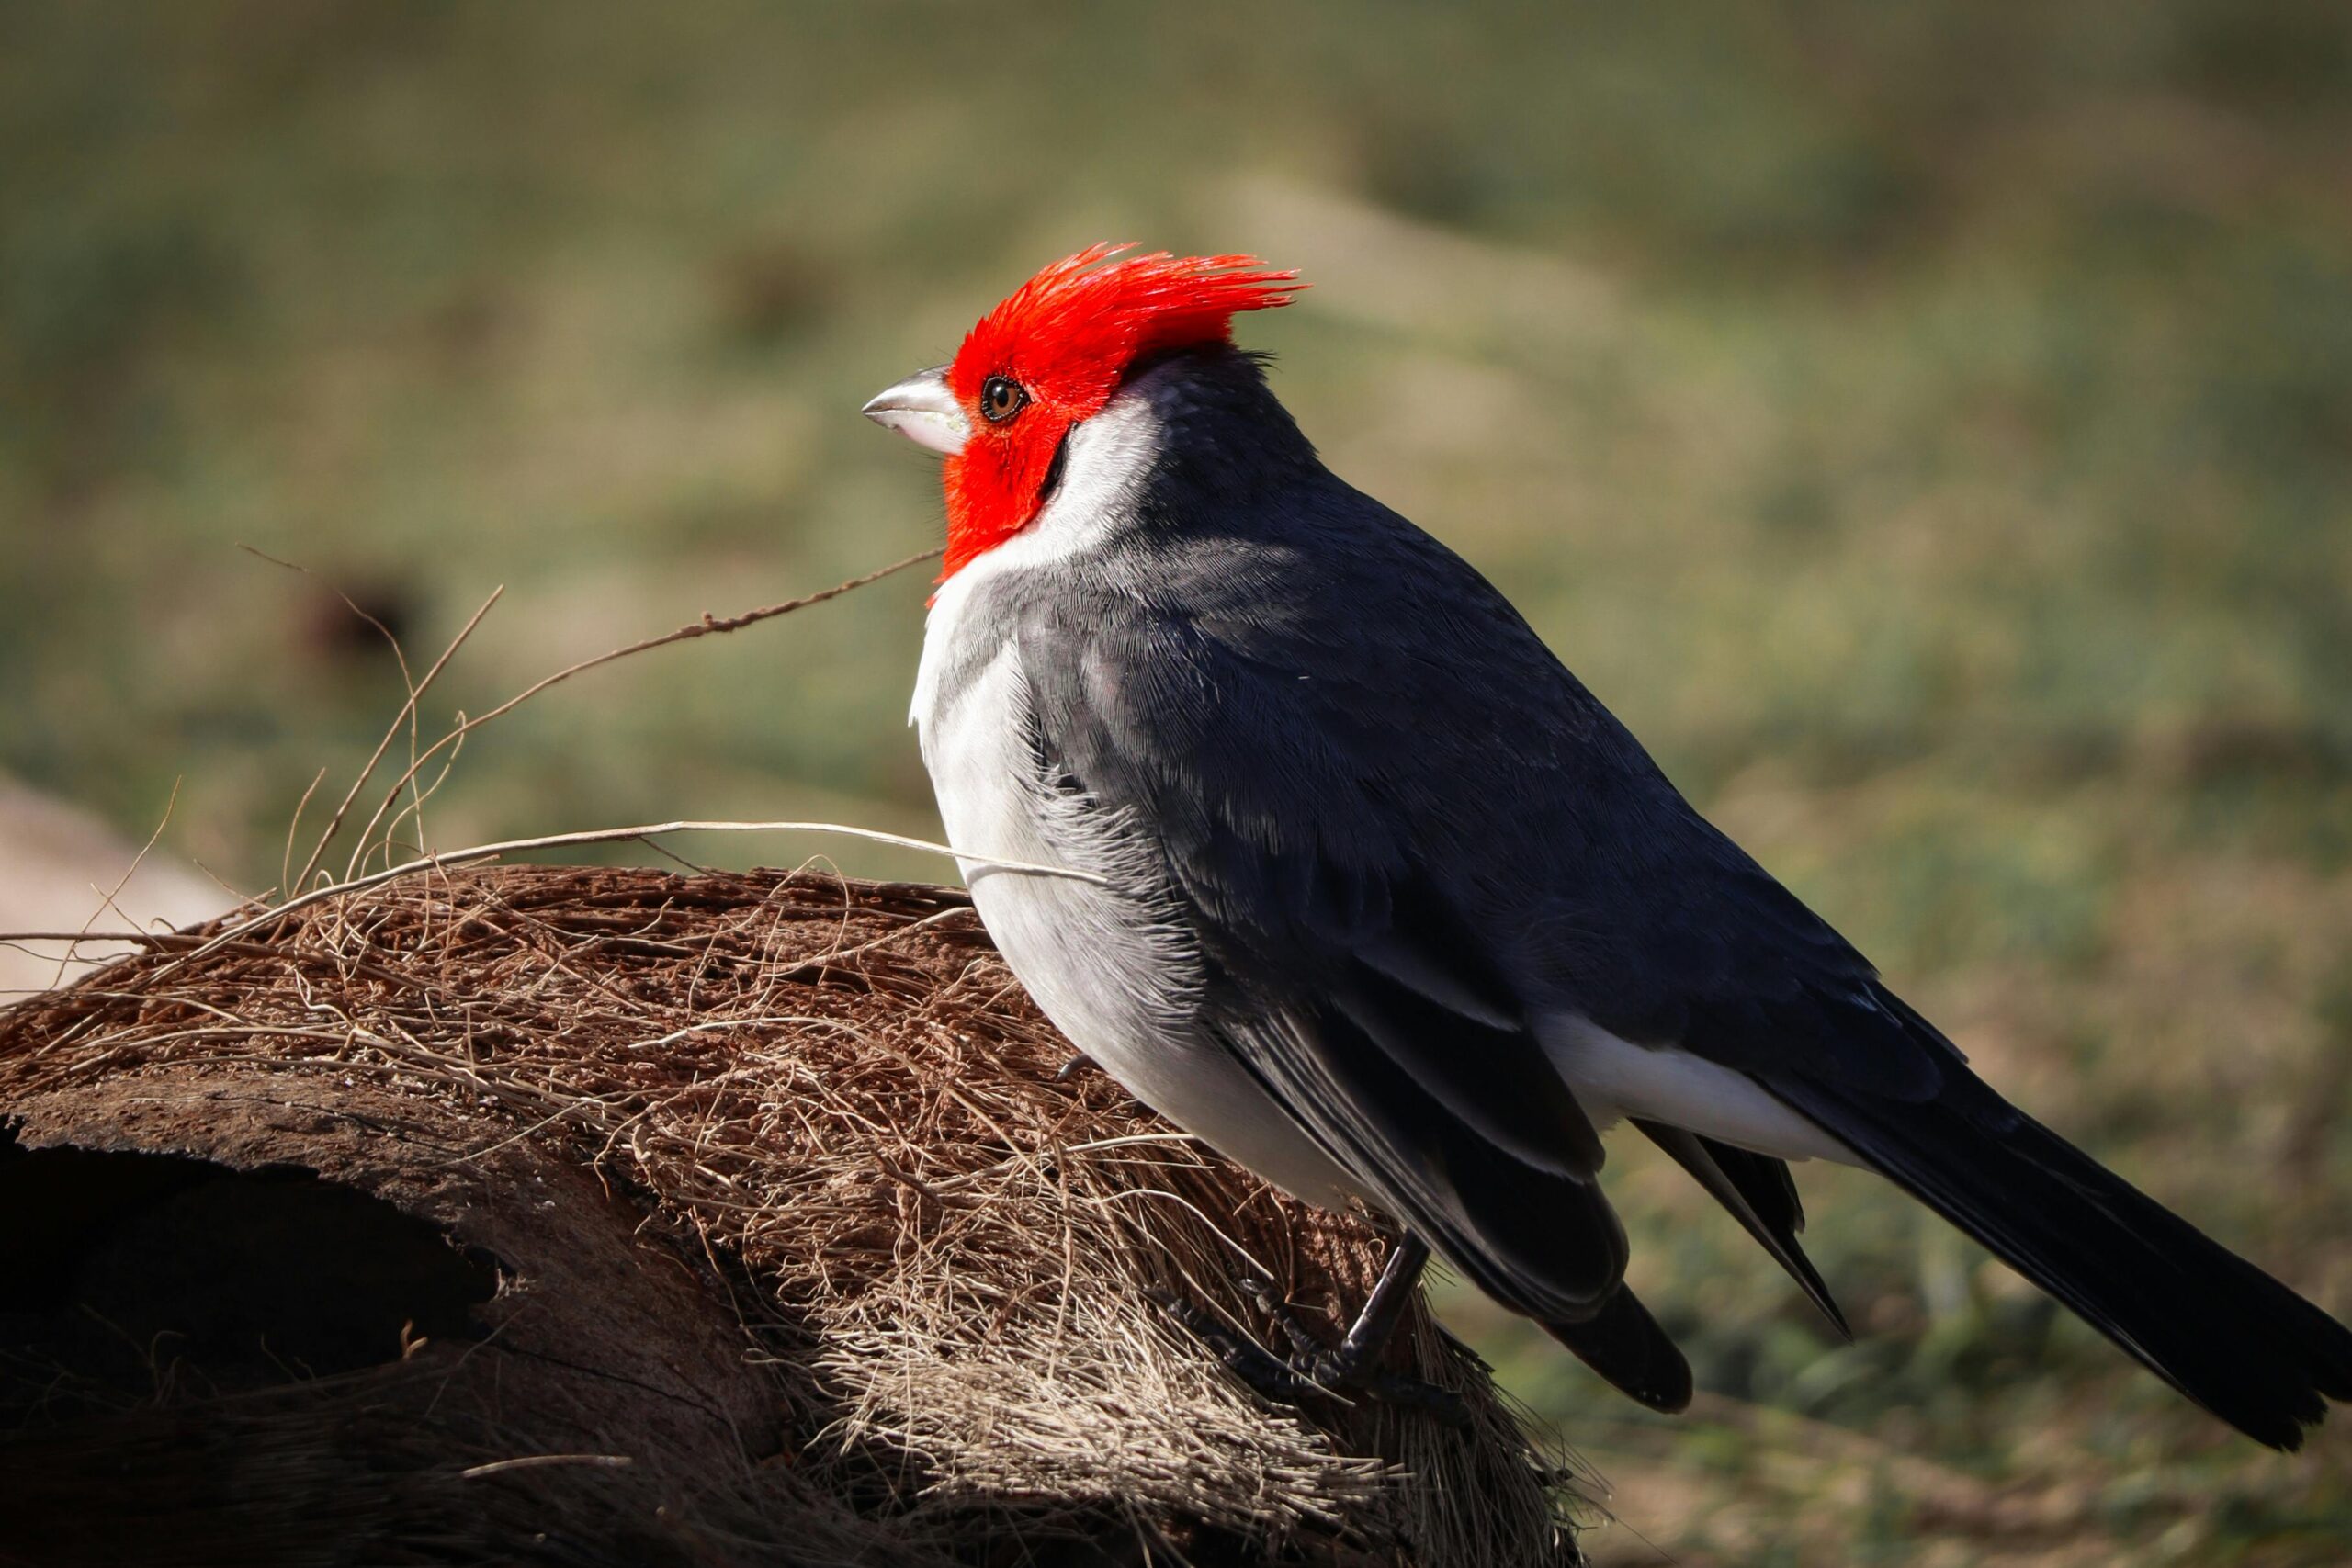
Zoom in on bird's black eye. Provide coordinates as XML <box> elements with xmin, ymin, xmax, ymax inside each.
<box><xmin>980</xmin><ymin>375</ymin><xmax>1028</xmax><ymax>423</ymax></box>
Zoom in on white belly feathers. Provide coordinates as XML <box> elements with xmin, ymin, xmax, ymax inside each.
<box><xmin>915</xmin><ymin>624</ymin><xmax>1365</xmax><ymax>1210</ymax></box>
<box><xmin>903</xmin><ymin>377</ymin><xmax>1848</xmax><ymax>1208</ymax></box>
<box><xmin>909</xmin><ymin>395</ymin><xmax>1365</xmax><ymax>1210</ymax></box>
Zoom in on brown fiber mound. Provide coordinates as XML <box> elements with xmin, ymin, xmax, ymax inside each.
<box><xmin>0</xmin><ymin>863</ymin><xmax>1584</xmax><ymax>1566</ymax></box>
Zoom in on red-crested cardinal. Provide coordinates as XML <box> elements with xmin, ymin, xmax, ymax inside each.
<box><xmin>863</xmin><ymin>243</ymin><xmax>2351</xmax><ymax>1446</ymax></box>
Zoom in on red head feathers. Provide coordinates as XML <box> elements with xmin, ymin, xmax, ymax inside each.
<box><xmin>940</xmin><ymin>243</ymin><xmax>1301</xmax><ymax>575</ymax></box>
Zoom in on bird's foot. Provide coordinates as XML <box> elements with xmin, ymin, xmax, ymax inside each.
<box><xmin>1052</xmin><ymin>1052</ymin><xmax>1097</xmax><ymax>1082</ymax></box>
<box><xmin>1152</xmin><ymin>1278</ymin><xmax>1473</xmax><ymax>1428</ymax></box>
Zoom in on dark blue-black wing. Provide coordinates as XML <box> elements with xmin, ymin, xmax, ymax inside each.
<box><xmin>1003</xmin><ymin>466</ymin><xmax>2352</xmax><ymax>1442</ymax></box>
<box><xmin>1016</xmin><ymin>612</ymin><xmax>1690</xmax><ymax>1403</ymax></box>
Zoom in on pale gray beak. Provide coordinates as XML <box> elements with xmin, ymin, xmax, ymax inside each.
<box><xmin>861</xmin><ymin>366</ymin><xmax>968</xmax><ymax>457</ymax></box>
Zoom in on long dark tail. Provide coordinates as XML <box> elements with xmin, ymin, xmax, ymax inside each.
<box><xmin>1770</xmin><ymin>1066</ymin><xmax>2352</xmax><ymax>1450</ymax></box>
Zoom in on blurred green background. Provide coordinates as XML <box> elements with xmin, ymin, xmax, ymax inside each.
<box><xmin>5</xmin><ymin>2</ymin><xmax>2350</xmax><ymax>1561</ymax></box>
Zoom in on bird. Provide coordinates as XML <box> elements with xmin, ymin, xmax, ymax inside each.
<box><xmin>861</xmin><ymin>242</ymin><xmax>2352</xmax><ymax>1449</ymax></box>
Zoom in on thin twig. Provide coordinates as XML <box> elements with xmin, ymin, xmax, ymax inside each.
<box><xmin>238</xmin><ymin>546</ymin><xmax>470</xmax><ymax>894</ymax></box>
<box><xmin>150</xmin><ymin>819</ymin><xmax>1101</xmax><ymax>983</ymax></box>
<box><xmin>0</xmin><ymin>931</ymin><xmax>174</xmax><ymax>944</ymax></box>
<box><xmin>297</xmin><ymin>586</ymin><xmax>503</xmax><ymax>893</ymax></box>
<box><xmin>280</xmin><ymin>766</ymin><xmax>328</xmax><ymax>905</ymax></box>
<box><xmin>339</xmin><ymin>547</ymin><xmax>943</xmax><ymax>878</ymax></box>
<box><xmin>460</xmin><ymin>1453</ymin><xmax>634</xmax><ymax>1479</ymax></box>
<box><xmin>49</xmin><ymin>778</ymin><xmax>182</xmax><ymax>992</ymax></box>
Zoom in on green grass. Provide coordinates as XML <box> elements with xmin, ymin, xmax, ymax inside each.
<box><xmin>6</xmin><ymin>3</ymin><xmax>2350</xmax><ymax>1561</ymax></box>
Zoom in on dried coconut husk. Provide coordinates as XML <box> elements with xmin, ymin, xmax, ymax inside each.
<box><xmin>0</xmin><ymin>863</ymin><xmax>1586</xmax><ymax>1565</ymax></box>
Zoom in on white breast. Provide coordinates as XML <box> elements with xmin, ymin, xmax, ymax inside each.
<box><xmin>909</xmin><ymin>395</ymin><xmax>1364</xmax><ymax>1210</ymax></box>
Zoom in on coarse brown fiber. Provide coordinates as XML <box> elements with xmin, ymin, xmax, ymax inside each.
<box><xmin>0</xmin><ymin>863</ymin><xmax>1586</xmax><ymax>1565</ymax></box>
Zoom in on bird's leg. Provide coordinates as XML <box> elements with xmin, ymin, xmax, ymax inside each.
<box><xmin>1330</xmin><ymin>1235</ymin><xmax>1430</xmax><ymax>1374</ymax></box>
<box><xmin>1246</xmin><ymin>1235</ymin><xmax>1428</xmax><ymax>1371</ymax></box>
<box><xmin>1165</xmin><ymin>1235</ymin><xmax>1469</xmax><ymax>1427</ymax></box>
<box><xmin>1290</xmin><ymin>1237</ymin><xmax>1468</xmax><ymax>1421</ymax></box>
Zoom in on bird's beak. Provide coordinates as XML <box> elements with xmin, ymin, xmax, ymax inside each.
<box><xmin>861</xmin><ymin>366</ymin><xmax>968</xmax><ymax>457</ymax></box>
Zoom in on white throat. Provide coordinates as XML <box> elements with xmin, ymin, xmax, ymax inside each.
<box><xmin>910</xmin><ymin>388</ymin><xmax>1165</xmax><ymax>729</ymax></box>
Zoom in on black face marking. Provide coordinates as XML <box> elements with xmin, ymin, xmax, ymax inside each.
<box><xmin>1035</xmin><ymin>429</ymin><xmax>1070</xmax><ymax>507</ymax></box>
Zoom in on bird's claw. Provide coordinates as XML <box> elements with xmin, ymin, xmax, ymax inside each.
<box><xmin>1053</xmin><ymin>1052</ymin><xmax>1096</xmax><ymax>1082</ymax></box>
<box><xmin>1238</xmin><ymin>1272</ymin><xmax>1326</xmax><ymax>1359</ymax></box>
<box><xmin>1152</xmin><ymin>1282</ymin><xmax>1474</xmax><ymax>1428</ymax></box>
